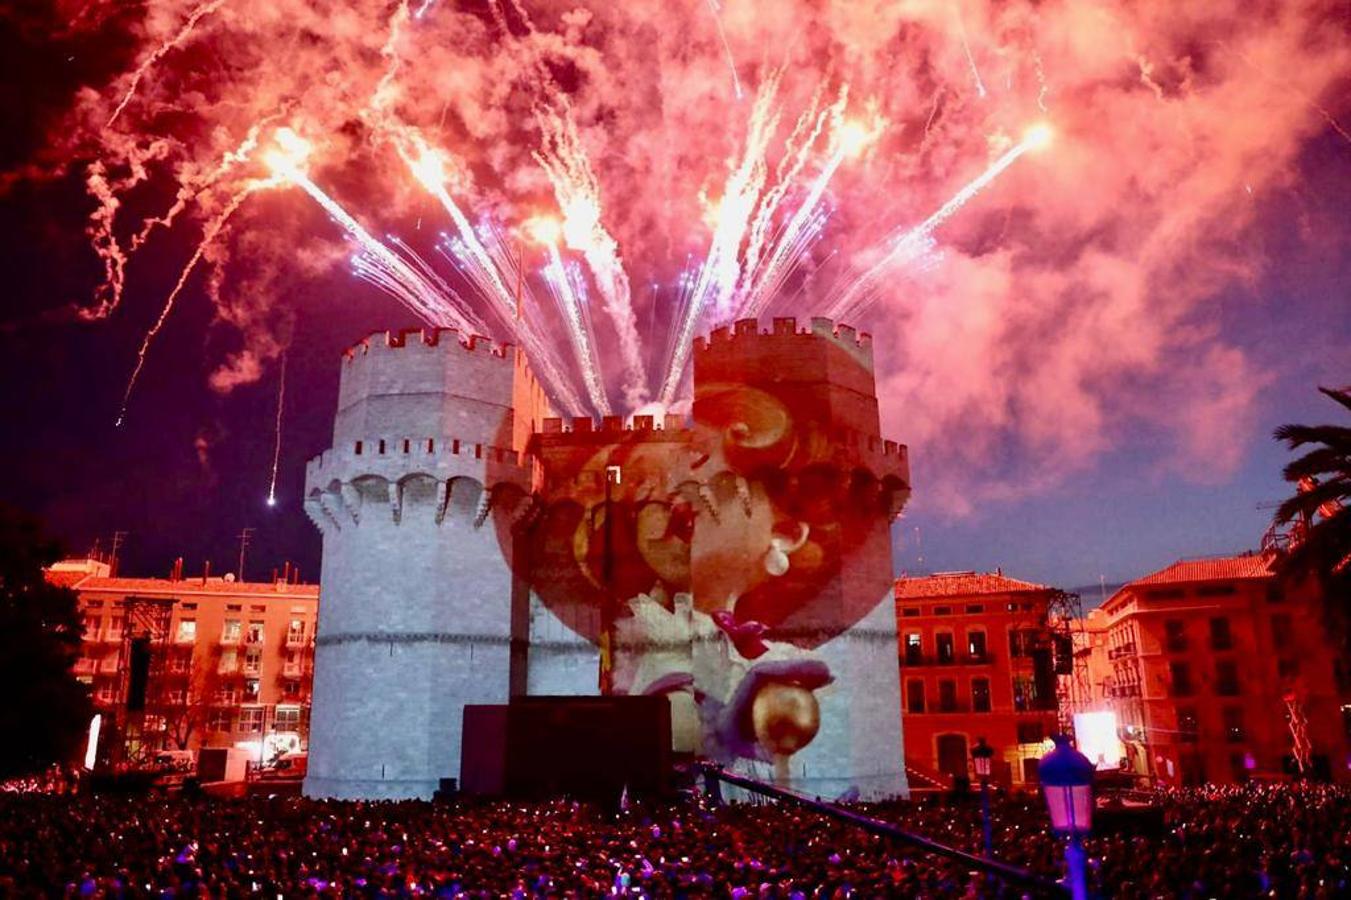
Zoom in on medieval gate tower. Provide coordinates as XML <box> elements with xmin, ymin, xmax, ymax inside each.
<box><xmin>304</xmin><ymin>318</ymin><xmax>909</xmax><ymax>800</ymax></box>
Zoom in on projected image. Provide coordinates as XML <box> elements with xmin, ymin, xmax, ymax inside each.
<box><xmin>499</xmin><ymin>325</ymin><xmax>909</xmax><ymax>784</ymax></box>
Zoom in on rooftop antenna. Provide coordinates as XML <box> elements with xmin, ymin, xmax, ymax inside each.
<box><xmin>109</xmin><ymin>530</ymin><xmax>128</xmax><ymax>577</ymax></box>
<box><xmin>237</xmin><ymin>527</ymin><xmax>255</xmax><ymax>582</ymax></box>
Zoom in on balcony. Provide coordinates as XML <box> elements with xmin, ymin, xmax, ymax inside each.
<box><xmin>1108</xmin><ymin>642</ymin><xmax>1138</xmax><ymax>660</ymax></box>
<box><xmin>963</xmin><ymin>650</ymin><xmax>993</xmax><ymax>665</ymax></box>
<box><xmin>1108</xmin><ymin>684</ymin><xmax>1142</xmax><ymax>698</ymax></box>
<box><xmin>285</xmin><ymin>631</ymin><xmax>308</xmax><ymax>648</ymax></box>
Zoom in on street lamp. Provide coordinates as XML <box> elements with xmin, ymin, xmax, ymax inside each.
<box><xmin>971</xmin><ymin>737</ymin><xmax>995</xmax><ymax>858</ymax></box>
<box><xmin>1040</xmin><ymin>734</ymin><xmax>1095</xmax><ymax>900</ymax></box>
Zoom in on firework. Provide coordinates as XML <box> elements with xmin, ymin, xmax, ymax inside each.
<box><xmin>267</xmin><ymin>351</ymin><xmax>287</xmax><ymax>507</ymax></box>
<box><xmin>827</xmin><ymin>122</ymin><xmax>1054</xmax><ymax>320</ymax></box>
<box><xmin>527</xmin><ymin>217</ymin><xmax>613</xmax><ymax>417</ymax></box>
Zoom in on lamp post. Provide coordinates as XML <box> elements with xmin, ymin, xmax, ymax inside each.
<box><xmin>1040</xmin><ymin>734</ymin><xmax>1094</xmax><ymax>900</ymax></box>
<box><xmin>971</xmin><ymin>737</ymin><xmax>995</xmax><ymax>858</ymax></box>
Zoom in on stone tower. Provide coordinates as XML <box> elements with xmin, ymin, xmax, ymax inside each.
<box><xmin>302</xmin><ymin>327</ymin><xmax>549</xmax><ymax>799</ymax></box>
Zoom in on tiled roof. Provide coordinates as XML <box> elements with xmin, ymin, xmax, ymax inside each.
<box><xmin>45</xmin><ymin>570</ymin><xmax>91</xmax><ymax>589</ymax></box>
<box><xmin>895</xmin><ymin>571</ymin><xmax>1049</xmax><ymax>600</ymax></box>
<box><xmin>1131</xmin><ymin>554</ymin><xmax>1275</xmax><ymax>586</ymax></box>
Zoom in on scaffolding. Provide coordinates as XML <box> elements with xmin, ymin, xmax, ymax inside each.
<box><xmin>1047</xmin><ymin>589</ymin><xmax>1090</xmax><ymax>736</ymax></box>
<box><xmin>112</xmin><ymin>595</ymin><xmax>178</xmax><ymax>769</ymax></box>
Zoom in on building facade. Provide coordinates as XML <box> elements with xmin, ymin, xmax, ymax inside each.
<box><xmin>1089</xmin><ymin>553</ymin><xmax>1349</xmax><ymax>785</ymax></box>
<box><xmin>303</xmin><ymin>318</ymin><xmax>911</xmax><ymax>800</ymax></box>
<box><xmin>47</xmin><ymin>558</ymin><xmax>318</xmax><ymax>766</ymax></box>
<box><xmin>894</xmin><ymin>572</ymin><xmax>1063</xmax><ymax>788</ymax></box>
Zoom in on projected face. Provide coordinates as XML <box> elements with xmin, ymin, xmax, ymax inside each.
<box><xmin>495</xmin><ymin>336</ymin><xmax>908</xmax><ymax>781</ymax></box>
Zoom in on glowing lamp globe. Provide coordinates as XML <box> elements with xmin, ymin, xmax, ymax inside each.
<box><xmin>1040</xmin><ymin>734</ymin><xmax>1095</xmax><ymax>835</ymax></box>
<box><xmin>971</xmin><ymin>736</ymin><xmax>995</xmax><ymax>779</ymax></box>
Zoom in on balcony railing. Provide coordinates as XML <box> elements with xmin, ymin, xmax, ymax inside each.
<box><xmin>1108</xmin><ymin>642</ymin><xmax>1138</xmax><ymax>660</ymax></box>
<box><xmin>285</xmin><ymin>631</ymin><xmax>308</xmax><ymax>647</ymax></box>
<box><xmin>220</xmin><ymin>633</ymin><xmax>241</xmax><ymax>645</ymax></box>
<box><xmin>1107</xmin><ymin>684</ymin><xmax>1142</xmax><ymax>698</ymax></box>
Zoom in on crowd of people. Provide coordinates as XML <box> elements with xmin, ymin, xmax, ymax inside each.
<box><xmin>0</xmin><ymin>780</ymin><xmax>1347</xmax><ymax>897</ymax></box>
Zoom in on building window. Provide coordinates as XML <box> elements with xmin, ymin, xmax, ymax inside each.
<box><xmin>219</xmin><ymin>648</ymin><xmax>238</xmax><ymax>673</ymax></box>
<box><xmin>1197</xmin><ymin>583</ymin><xmax>1236</xmax><ymax>597</ymax></box>
<box><xmin>901</xmin><ymin>607</ymin><xmax>920</xmax><ymax>617</ymax></box>
<box><xmin>1209</xmin><ymin>617</ymin><xmax>1233</xmax><ymax>651</ymax></box>
<box><xmin>244</xmin><ymin>647</ymin><xmax>263</xmax><ymax>675</ymax></box>
<box><xmin>1270</xmin><ymin>614</ymin><xmax>1293</xmax><ymax>650</ymax></box>
<box><xmin>1215</xmin><ymin>660</ymin><xmax>1241</xmax><ymax>696</ymax></box>
<box><xmin>965</xmin><ymin>604</ymin><xmax>984</xmax><ymax>614</ymax></box>
<box><xmin>1164</xmin><ymin>619</ymin><xmax>1187</xmax><ymax>653</ymax></box>
<box><xmin>1178</xmin><ymin>708</ymin><xmax>1199</xmax><ymax>742</ymax></box>
<box><xmin>107</xmin><ymin>616</ymin><xmax>123</xmax><ymax>640</ymax></box>
<box><xmin>1013</xmin><ymin>675</ymin><xmax>1036</xmax><ymax>712</ymax></box>
<box><xmin>214</xmin><ymin>686</ymin><xmax>239</xmax><ymax>705</ymax></box>
<box><xmin>82</xmin><ymin>616</ymin><xmax>100</xmax><ymax>639</ymax></box>
<box><xmin>226</xmin><ymin>604</ymin><xmax>242</xmax><ymax>612</ymax></box>
<box><xmin>239</xmin><ymin>707</ymin><xmax>264</xmax><ymax>734</ymax></box>
<box><xmin>934</xmin><ymin>606</ymin><xmax>953</xmax><ymax>616</ymax></box>
<box><xmin>246</xmin><ymin>621</ymin><xmax>265</xmax><ymax>644</ymax></box>
<box><xmin>287</xmin><ymin>619</ymin><xmax>306</xmax><ymax>642</ymax></box>
<box><xmin>906</xmin><ymin>679</ymin><xmax>926</xmax><ymax>714</ymax></box>
<box><xmin>1009</xmin><ymin>629</ymin><xmax>1038</xmax><ymax>658</ymax></box>
<box><xmin>938</xmin><ymin>679</ymin><xmax>958</xmax><ymax>712</ymax></box>
<box><xmin>181</xmin><ymin>602</ymin><xmax>197</xmax><ymax>611</ymax></box>
<box><xmin>222</xmin><ymin>619</ymin><xmax>241</xmax><ymax>643</ymax></box>
<box><xmin>904</xmin><ymin>633</ymin><xmax>923</xmax><ymax>666</ymax></box>
<box><xmin>207</xmin><ymin>710</ymin><xmax>233</xmax><ymax>733</ymax></box>
<box><xmin>274</xmin><ymin>706</ymin><xmax>302</xmax><ymax>730</ymax></box>
<box><xmin>245</xmin><ymin>678</ymin><xmax>261</xmax><ymax>698</ymax></box>
<box><xmin>936</xmin><ymin>632</ymin><xmax>956</xmax><ymax>664</ymax></box>
<box><xmin>966</xmin><ymin>630</ymin><xmax>988</xmax><ymax>662</ymax></box>
<box><xmin>972</xmin><ymin>677</ymin><xmax>991</xmax><ymax>712</ymax></box>
<box><xmin>283</xmin><ymin>679</ymin><xmax>302</xmax><ymax>698</ymax></box>
<box><xmin>176</xmin><ymin>619</ymin><xmax>196</xmax><ymax>642</ymax></box>
<box><xmin>168</xmin><ymin>652</ymin><xmax>190</xmax><ymax>673</ymax></box>
<box><xmin>1016</xmin><ymin>721</ymin><xmax>1045</xmax><ymax>744</ymax></box>
<box><xmin>1266</xmin><ymin>584</ymin><xmax>1285</xmax><ymax>604</ymax></box>
<box><xmin>1223</xmin><ymin>706</ymin><xmax>1245</xmax><ymax>743</ymax></box>
<box><xmin>1170</xmin><ymin>661</ymin><xmax>1194</xmax><ymax>696</ymax></box>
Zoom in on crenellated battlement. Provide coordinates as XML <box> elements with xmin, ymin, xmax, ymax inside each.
<box><xmin>536</xmin><ymin>413</ymin><xmax>689</xmax><ymax>436</ymax></box>
<box><xmin>693</xmin><ymin>316</ymin><xmax>874</xmax><ymax>364</ymax></box>
<box><xmin>341</xmin><ymin>327</ymin><xmax>515</xmax><ymax>362</ymax></box>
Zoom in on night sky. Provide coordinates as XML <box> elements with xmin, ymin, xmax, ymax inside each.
<box><xmin>1</xmin><ymin>3</ymin><xmax>1348</xmax><ymax>597</ymax></box>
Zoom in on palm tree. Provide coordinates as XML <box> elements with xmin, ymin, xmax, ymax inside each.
<box><xmin>1273</xmin><ymin>386</ymin><xmax>1351</xmax><ymax>659</ymax></box>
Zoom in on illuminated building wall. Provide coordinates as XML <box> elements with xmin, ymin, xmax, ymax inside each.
<box><xmin>893</xmin><ymin>572</ymin><xmax>1061</xmax><ymax>788</ymax></box>
<box><xmin>305</xmin><ymin>317</ymin><xmax>911</xmax><ymax>800</ymax></box>
<box><xmin>1092</xmin><ymin>554</ymin><xmax>1349</xmax><ymax>785</ymax></box>
<box><xmin>46</xmin><ymin>559</ymin><xmax>318</xmax><ymax>762</ymax></box>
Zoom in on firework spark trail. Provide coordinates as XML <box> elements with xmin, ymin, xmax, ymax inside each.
<box><xmin>266</xmin><ymin>133</ymin><xmax>484</xmax><ymax>333</ymax></box>
<box><xmin>106</xmin><ymin>0</ymin><xmax>228</xmax><ymax>126</ymax></box>
<box><xmin>116</xmin><ymin>183</ymin><xmax>257</xmax><ymax>426</ymax></box>
<box><xmin>658</xmin><ymin>79</ymin><xmax>799</xmax><ymax>403</ymax></box>
<box><xmin>534</xmin><ymin>108</ymin><xmax>647</xmax><ymax>407</ymax></box>
<box><xmin>706</xmin><ymin>0</ymin><xmax>744</xmax><ymax>100</ymax></box>
<box><xmin>407</xmin><ymin>143</ymin><xmax>517</xmax><ymax>316</ymax></box>
<box><xmin>954</xmin><ymin>7</ymin><xmax>987</xmax><ymax>99</ymax></box>
<box><xmin>531</xmin><ymin>222</ymin><xmax>612</xmax><ymax>416</ymax></box>
<box><xmin>736</xmin><ymin>112</ymin><xmax>868</xmax><ymax>319</ymax></box>
<box><xmin>826</xmin><ymin>124</ymin><xmax>1052</xmax><ymax>320</ymax></box>
<box><xmin>266</xmin><ymin>350</ymin><xmax>287</xmax><ymax>506</ymax></box>
<box><xmin>128</xmin><ymin>120</ymin><xmax>277</xmax><ymax>255</ymax></box>
<box><xmin>734</xmin><ymin>80</ymin><xmax>836</xmax><ymax>313</ymax></box>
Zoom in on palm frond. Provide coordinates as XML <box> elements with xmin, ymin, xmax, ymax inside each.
<box><xmin>1272</xmin><ymin>423</ymin><xmax>1351</xmax><ymax>450</ymax></box>
<box><xmin>1282</xmin><ymin>448</ymin><xmax>1351</xmax><ymax>483</ymax></box>
<box><xmin>1318</xmin><ymin>386</ymin><xmax>1351</xmax><ymax>414</ymax></box>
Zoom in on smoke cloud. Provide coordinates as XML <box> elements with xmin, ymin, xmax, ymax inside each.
<box><xmin>16</xmin><ymin>0</ymin><xmax>1351</xmax><ymax>512</ymax></box>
